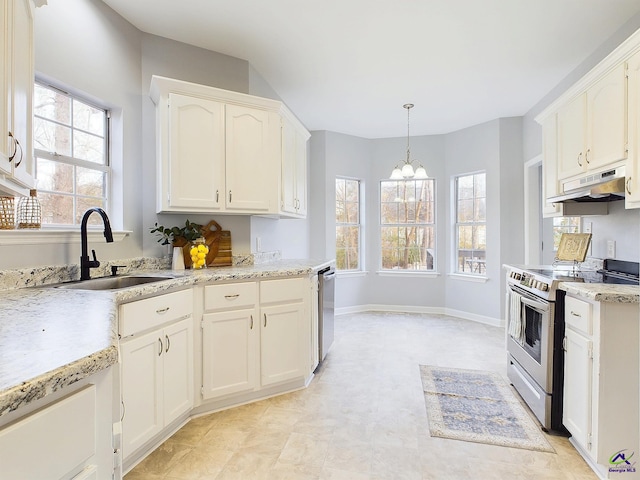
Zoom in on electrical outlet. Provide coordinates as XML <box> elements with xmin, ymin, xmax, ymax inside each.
<box><xmin>607</xmin><ymin>240</ymin><xmax>616</xmax><ymax>259</ymax></box>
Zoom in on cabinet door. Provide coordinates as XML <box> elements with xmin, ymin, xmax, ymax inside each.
<box><xmin>167</xmin><ymin>93</ymin><xmax>224</xmax><ymax>210</ymax></box>
<box><xmin>293</xmin><ymin>128</ymin><xmax>308</xmax><ymax>216</ymax></box>
<box><xmin>162</xmin><ymin>318</ymin><xmax>194</xmax><ymax>425</ymax></box>
<box><xmin>586</xmin><ymin>64</ymin><xmax>627</xmax><ymax>171</ymax></box>
<box><xmin>557</xmin><ymin>94</ymin><xmax>587</xmax><ymax>180</ymax></box>
<box><xmin>627</xmin><ymin>52</ymin><xmax>640</xmax><ymax>207</ymax></box>
<box><xmin>6</xmin><ymin>0</ymin><xmax>34</xmax><ymax>188</ymax></box>
<box><xmin>0</xmin><ymin>0</ymin><xmax>10</xmax><ymax>175</ymax></box>
<box><xmin>542</xmin><ymin>114</ymin><xmax>562</xmax><ymax>217</ymax></box>
<box><xmin>260</xmin><ymin>302</ymin><xmax>304</xmax><ymax>387</ymax></box>
<box><xmin>225</xmin><ymin>105</ymin><xmax>276</xmax><ymax>212</ymax></box>
<box><xmin>563</xmin><ymin>328</ymin><xmax>593</xmax><ymax>451</ymax></box>
<box><xmin>121</xmin><ymin>330</ymin><xmax>163</xmax><ymax>459</ymax></box>
<box><xmin>202</xmin><ymin>308</ymin><xmax>258</xmax><ymax>399</ymax></box>
<box><xmin>280</xmin><ymin>118</ymin><xmax>298</xmax><ymax>215</ymax></box>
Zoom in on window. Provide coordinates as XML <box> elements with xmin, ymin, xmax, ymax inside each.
<box><xmin>553</xmin><ymin>217</ymin><xmax>580</xmax><ymax>250</ymax></box>
<box><xmin>455</xmin><ymin>172</ymin><xmax>486</xmax><ymax>274</ymax></box>
<box><xmin>33</xmin><ymin>82</ymin><xmax>109</xmax><ymax>227</ymax></box>
<box><xmin>380</xmin><ymin>179</ymin><xmax>435</xmax><ymax>271</ymax></box>
<box><xmin>335</xmin><ymin>177</ymin><xmax>361</xmax><ymax>270</ymax></box>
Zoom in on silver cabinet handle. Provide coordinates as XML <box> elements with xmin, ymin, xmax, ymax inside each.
<box><xmin>585</xmin><ymin>148</ymin><xmax>590</xmax><ymax>164</ymax></box>
<box><xmin>577</xmin><ymin>152</ymin><xmax>583</xmax><ymax>167</ymax></box>
<box><xmin>8</xmin><ymin>132</ymin><xmax>22</xmax><ymax>166</ymax></box>
<box><xmin>229</xmin><ymin>190</ymin><xmax>232</xmax><ymax>203</ymax></box>
<box><xmin>627</xmin><ymin>177</ymin><xmax>632</xmax><ymax>195</ymax></box>
<box><xmin>250</xmin><ymin>315</ymin><xmax>254</xmax><ymax>330</ymax></box>
<box><xmin>570</xmin><ymin>310</ymin><xmax>581</xmax><ymax>317</ymax></box>
<box><xmin>165</xmin><ymin>334</ymin><xmax>170</xmax><ymax>353</ymax></box>
<box><xmin>158</xmin><ymin>338</ymin><xmax>163</xmax><ymax>356</ymax></box>
<box><xmin>216</xmin><ymin>189</ymin><xmax>219</xmax><ymax>203</ymax></box>
<box><xmin>224</xmin><ymin>294</ymin><xmax>240</xmax><ymax>299</ymax></box>
<box><xmin>264</xmin><ymin>313</ymin><xmax>267</xmax><ymax>327</ymax></box>
<box><xmin>156</xmin><ymin>307</ymin><xmax>170</xmax><ymax>314</ymax></box>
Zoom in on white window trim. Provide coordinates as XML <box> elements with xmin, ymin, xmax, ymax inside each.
<box><xmin>447</xmin><ymin>272</ymin><xmax>489</xmax><ymax>283</ymax></box>
<box><xmin>0</xmin><ymin>229</ymin><xmax>130</xmax><ymax>246</ymax></box>
<box><xmin>377</xmin><ymin>270</ymin><xmax>441</xmax><ymax>278</ymax></box>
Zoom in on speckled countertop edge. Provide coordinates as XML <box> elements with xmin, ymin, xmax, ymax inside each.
<box><xmin>558</xmin><ymin>282</ymin><xmax>640</xmax><ymax>303</ymax></box>
<box><xmin>0</xmin><ymin>258</ymin><xmax>333</xmax><ymax>417</ymax></box>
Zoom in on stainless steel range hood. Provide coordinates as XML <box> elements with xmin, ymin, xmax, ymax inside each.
<box><xmin>548</xmin><ymin>166</ymin><xmax>626</xmax><ymax>203</ymax></box>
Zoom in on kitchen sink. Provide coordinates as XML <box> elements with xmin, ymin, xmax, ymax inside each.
<box><xmin>52</xmin><ymin>275</ymin><xmax>173</xmax><ymax>291</ymax></box>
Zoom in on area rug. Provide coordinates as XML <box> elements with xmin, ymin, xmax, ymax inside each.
<box><xmin>419</xmin><ymin>365</ymin><xmax>555</xmax><ymax>453</ymax></box>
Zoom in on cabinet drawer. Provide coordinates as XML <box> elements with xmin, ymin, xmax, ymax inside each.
<box><xmin>205</xmin><ymin>282</ymin><xmax>258</xmax><ymax>311</ymax></box>
<box><xmin>260</xmin><ymin>277</ymin><xmax>306</xmax><ymax>304</ymax></box>
<box><xmin>120</xmin><ymin>289</ymin><xmax>193</xmax><ymax>337</ymax></box>
<box><xmin>565</xmin><ymin>296</ymin><xmax>592</xmax><ymax>335</ymax></box>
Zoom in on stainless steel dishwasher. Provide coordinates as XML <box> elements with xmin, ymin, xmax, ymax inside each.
<box><xmin>317</xmin><ymin>266</ymin><xmax>335</xmax><ymax>364</ymax></box>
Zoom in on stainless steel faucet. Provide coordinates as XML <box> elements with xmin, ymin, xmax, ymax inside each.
<box><xmin>80</xmin><ymin>207</ymin><xmax>114</xmax><ymax>281</ymax></box>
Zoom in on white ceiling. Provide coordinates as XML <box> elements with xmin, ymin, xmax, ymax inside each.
<box><xmin>101</xmin><ymin>0</ymin><xmax>640</xmax><ymax>138</ymax></box>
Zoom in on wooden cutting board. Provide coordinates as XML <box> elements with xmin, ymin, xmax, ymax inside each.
<box><xmin>202</xmin><ymin>220</ymin><xmax>232</xmax><ymax>267</ymax></box>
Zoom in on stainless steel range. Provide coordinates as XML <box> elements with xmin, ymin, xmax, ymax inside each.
<box><xmin>505</xmin><ymin>259</ymin><xmax>639</xmax><ymax>433</ymax></box>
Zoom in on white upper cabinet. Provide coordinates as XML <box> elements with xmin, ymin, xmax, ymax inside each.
<box><xmin>167</xmin><ymin>93</ymin><xmax>225</xmax><ymax>211</ymax></box>
<box><xmin>0</xmin><ymin>0</ymin><xmax>36</xmax><ymax>196</ymax></box>
<box><xmin>150</xmin><ymin>76</ymin><xmax>306</xmax><ymax>216</ymax></box>
<box><xmin>541</xmin><ymin>114</ymin><xmax>562</xmax><ymax>217</ymax></box>
<box><xmin>280</xmin><ymin>111</ymin><xmax>309</xmax><ymax>217</ymax></box>
<box><xmin>626</xmin><ymin>49</ymin><xmax>640</xmax><ymax>207</ymax></box>
<box><xmin>557</xmin><ymin>64</ymin><xmax>627</xmax><ymax>181</ymax></box>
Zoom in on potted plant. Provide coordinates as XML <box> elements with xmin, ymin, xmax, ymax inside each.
<box><xmin>150</xmin><ymin>220</ymin><xmax>204</xmax><ymax>268</ymax></box>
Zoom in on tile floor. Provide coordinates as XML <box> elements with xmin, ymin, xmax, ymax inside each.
<box><xmin>124</xmin><ymin>311</ymin><xmax>597</xmax><ymax>479</ymax></box>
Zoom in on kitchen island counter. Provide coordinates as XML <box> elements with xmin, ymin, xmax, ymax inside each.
<box><xmin>0</xmin><ymin>259</ymin><xmax>331</xmax><ymax>418</ymax></box>
<box><xmin>558</xmin><ymin>281</ymin><xmax>640</xmax><ymax>303</ymax></box>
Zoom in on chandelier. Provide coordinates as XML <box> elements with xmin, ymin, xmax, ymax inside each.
<box><xmin>389</xmin><ymin>103</ymin><xmax>428</xmax><ymax>180</ymax></box>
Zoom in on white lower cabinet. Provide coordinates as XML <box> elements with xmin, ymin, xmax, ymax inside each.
<box><xmin>563</xmin><ymin>294</ymin><xmax>639</xmax><ymax>478</ymax></box>
<box><xmin>202</xmin><ymin>277</ymin><xmax>309</xmax><ymax>401</ymax></box>
<box><xmin>0</xmin><ymin>368</ymin><xmax>115</xmax><ymax>480</ymax></box>
<box><xmin>120</xmin><ymin>289</ymin><xmax>194</xmax><ymax>460</ymax></box>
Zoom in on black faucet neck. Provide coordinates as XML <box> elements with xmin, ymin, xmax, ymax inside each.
<box><xmin>80</xmin><ymin>208</ymin><xmax>114</xmax><ymax>281</ymax></box>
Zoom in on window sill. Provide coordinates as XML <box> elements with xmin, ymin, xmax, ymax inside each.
<box><xmin>0</xmin><ymin>229</ymin><xmax>131</xmax><ymax>245</ymax></box>
<box><xmin>447</xmin><ymin>273</ymin><xmax>489</xmax><ymax>283</ymax></box>
<box><xmin>337</xmin><ymin>270</ymin><xmax>368</xmax><ymax>278</ymax></box>
<box><xmin>377</xmin><ymin>270</ymin><xmax>440</xmax><ymax>278</ymax></box>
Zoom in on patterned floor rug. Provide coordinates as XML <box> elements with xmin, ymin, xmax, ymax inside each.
<box><xmin>419</xmin><ymin>365</ymin><xmax>555</xmax><ymax>453</ymax></box>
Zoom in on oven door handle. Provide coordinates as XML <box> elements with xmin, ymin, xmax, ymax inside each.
<box><xmin>519</xmin><ymin>295</ymin><xmax>549</xmax><ymax>313</ymax></box>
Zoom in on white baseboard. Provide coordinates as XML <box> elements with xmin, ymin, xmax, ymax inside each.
<box><xmin>335</xmin><ymin>304</ymin><xmax>503</xmax><ymax>328</ymax></box>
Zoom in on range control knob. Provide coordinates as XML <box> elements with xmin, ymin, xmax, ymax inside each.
<box><xmin>540</xmin><ymin>283</ymin><xmax>549</xmax><ymax>291</ymax></box>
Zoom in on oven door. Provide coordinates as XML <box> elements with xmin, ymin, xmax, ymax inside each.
<box><xmin>506</xmin><ymin>284</ymin><xmax>554</xmax><ymax>393</ymax></box>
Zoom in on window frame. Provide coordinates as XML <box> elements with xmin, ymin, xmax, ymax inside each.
<box><xmin>453</xmin><ymin>171</ymin><xmax>486</xmax><ymax>276</ymax></box>
<box><xmin>33</xmin><ymin>80</ymin><xmax>111</xmax><ymax>228</ymax></box>
<box><xmin>335</xmin><ymin>176</ymin><xmax>363</xmax><ymax>272</ymax></box>
<box><xmin>379</xmin><ymin>178</ymin><xmax>437</xmax><ymax>273</ymax></box>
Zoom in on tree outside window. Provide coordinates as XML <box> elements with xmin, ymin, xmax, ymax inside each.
<box><xmin>33</xmin><ymin>82</ymin><xmax>109</xmax><ymax>227</ymax></box>
<box><xmin>380</xmin><ymin>179</ymin><xmax>435</xmax><ymax>271</ymax></box>
<box><xmin>455</xmin><ymin>172</ymin><xmax>486</xmax><ymax>274</ymax></box>
<box><xmin>336</xmin><ymin>178</ymin><xmax>361</xmax><ymax>271</ymax></box>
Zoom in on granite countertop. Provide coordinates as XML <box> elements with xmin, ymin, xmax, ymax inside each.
<box><xmin>558</xmin><ymin>282</ymin><xmax>640</xmax><ymax>303</ymax></box>
<box><xmin>0</xmin><ymin>259</ymin><xmax>332</xmax><ymax>418</ymax></box>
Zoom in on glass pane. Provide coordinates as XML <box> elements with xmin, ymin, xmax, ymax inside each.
<box><xmin>76</xmin><ymin>166</ymin><xmax>105</xmax><ymax>197</ymax></box>
<box><xmin>75</xmin><ymin>197</ymin><xmax>105</xmax><ymax>225</ymax></box>
<box><xmin>36</xmin><ymin>157</ymin><xmax>73</xmax><ymax>193</ymax></box>
<box><xmin>345</xmin><ymin>179</ymin><xmax>359</xmax><ymax>202</ymax></box>
<box><xmin>474</xmin><ymin>173</ymin><xmax>486</xmax><ymax>197</ymax></box>
<box><xmin>34</xmin><ymin>84</ymin><xmax>71</xmax><ymax>125</ymax></box>
<box><xmin>335</xmin><ymin>226</ymin><xmax>347</xmax><ymax>248</ymax></box>
<box><xmin>336</xmin><ymin>200</ymin><xmax>346</xmax><ymax>223</ymax></box>
<box><xmin>345</xmin><ymin>247</ymin><xmax>359</xmax><ymax>270</ymax></box>
<box><xmin>73</xmin><ymin>130</ymin><xmax>105</xmax><ymax>164</ymax></box>
<box><xmin>33</xmin><ymin>118</ymin><xmax>71</xmax><ymax>155</ymax></box>
<box><xmin>473</xmin><ymin>225</ymin><xmax>487</xmax><ymax>250</ymax></box>
<box><xmin>346</xmin><ymin>201</ymin><xmax>359</xmax><ymax>223</ymax></box>
<box><xmin>457</xmin><ymin>175</ymin><xmax>474</xmax><ymax>200</ymax></box>
<box><xmin>73</xmin><ymin>99</ymin><xmax>105</xmax><ymax>136</ymax></box>
<box><xmin>403</xmin><ymin>200</ymin><xmax>416</xmax><ymax>223</ymax></box>
<box><xmin>381</xmin><ymin>226</ymin><xmax>399</xmax><ymax>250</ymax></box>
<box><xmin>458</xmin><ymin>225</ymin><xmax>472</xmax><ymax>249</ymax></box>
<box><xmin>457</xmin><ymin>199</ymin><xmax>473</xmax><ymax>222</ymax></box>
<box><xmin>474</xmin><ymin>198</ymin><xmax>486</xmax><ymax>221</ymax></box>
<box><xmin>381</xmin><ymin>181</ymin><xmax>398</xmax><ymax>202</ymax></box>
<box><xmin>381</xmin><ymin>202</ymin><xmax>398</xmax><ymax>224</ymax></box>
<box><xmin>335</xmin><ymin>178</ymin><xmax>345</xmax><ymax>203</ymax></box>
<box><xmin>39</xmin><ymin>192</ymin><xmax>73</xmax><ymax>225</ymax></box>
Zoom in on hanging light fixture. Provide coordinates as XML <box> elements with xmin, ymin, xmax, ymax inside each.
<box><xmin>390</xmin><ymin>103</ymin><xmax>428</xmax><ymax>180</ymax></box>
